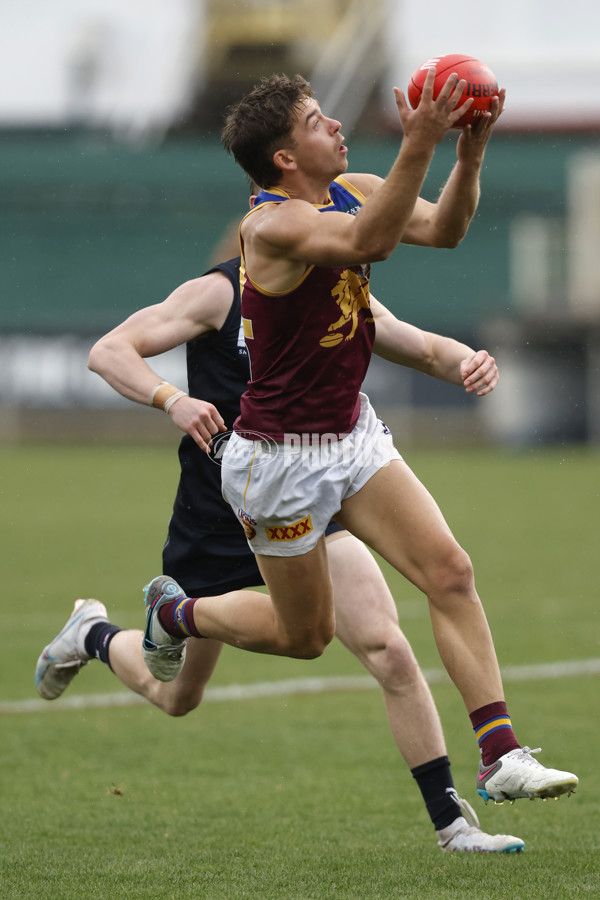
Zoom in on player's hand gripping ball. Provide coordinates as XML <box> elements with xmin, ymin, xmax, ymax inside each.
<box><xmin>408</xmin><ymin>54</ymin><xmax>498</xmax><ymax>128</ymax></box>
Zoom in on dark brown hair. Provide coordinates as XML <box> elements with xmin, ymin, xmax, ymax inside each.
<box><xmin>221</xmin><ymin>74</ymin><xmax>313</xmax><ymax>188</ymax></box>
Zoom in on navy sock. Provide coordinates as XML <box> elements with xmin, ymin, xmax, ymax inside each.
<box><xmin>84</xmin><ymin>622</ymin><xmax>122</xmax><ymax>670</ymax></box>
<box><xmin>411</xmin><ymin>756</ymin><xmax>461</xmax><ymax>830</ymax></box>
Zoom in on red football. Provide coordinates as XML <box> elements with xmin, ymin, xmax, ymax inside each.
<box><xmin>407</xmin><ymin>54</ymin><xmax>498</xmax><ymax>128</ymax></box>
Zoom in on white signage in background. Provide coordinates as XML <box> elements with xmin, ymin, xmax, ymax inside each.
<box><xmin>0</xmin><ymin>335</ymin><xmax>410</xmax><ymax>413</ymax></box>
<box><xmin>0</xmin><ymin>337</ymin><xmax>187</xmax><ymax>407</ymax></box>
<box><xmin>567</xmin><ymin>155</ymin><xmax>600</xmax><ymax>316</ymax></box>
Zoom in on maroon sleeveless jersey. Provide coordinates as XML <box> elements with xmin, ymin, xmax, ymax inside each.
<box><xmin>235</xmin><ymin>179</ymin><xmax>374</xmax><ymax>441</ymax></box>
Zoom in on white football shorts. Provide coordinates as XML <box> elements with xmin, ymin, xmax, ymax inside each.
<box><xmin>220</xmin><ymin>393</ymin><xmax>402</xmax><ymax>557</ymax></box>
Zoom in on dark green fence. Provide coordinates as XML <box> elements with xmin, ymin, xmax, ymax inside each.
<box><xmin>1</xmin><ymin>130</ymin><xmax>594</xmax><ymax>336</ymax></box>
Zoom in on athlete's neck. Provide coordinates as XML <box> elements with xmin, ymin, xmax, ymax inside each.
<box><xmin>277</xmin><ymin>174</ymin><xmax>335</xmax><ymax>206</ymax></box>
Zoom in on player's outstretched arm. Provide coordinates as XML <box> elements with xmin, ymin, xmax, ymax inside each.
<box><xmin>371</xmin><ymin>296</ymin><xmax>498</xmax><ymax>396</ymax></box>
<box><xmin>401</xmin><ymin>87</ymin><xmax>505</xmax><ymax>249</ymax></box>
<box><xmin>88</xmin><ymin>271</ymin><xmax>232</xmax><ymax>449</ymax></box>
<box><xmin>246</xmin><ymin>70</ymin><xmax>472</xmax><ymax>273</ymax></box>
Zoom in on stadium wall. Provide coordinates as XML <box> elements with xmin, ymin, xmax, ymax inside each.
<box><xmin>3</xmin><ymin>131</ymin><xmax>591</xmax><ymax>334</ymax></box>
<box><xmin>2</xmin><ymin>131</ymin><xmax>599</xmax><ymax>445</ymax></box>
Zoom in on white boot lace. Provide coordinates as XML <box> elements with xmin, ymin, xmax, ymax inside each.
<box><xmin>513</xmin><ymin>746</ymin><xmax>543</xmax><ymax>764</ymax></box>
<box><xmin>446</xmin><ymin>788</ymin><xmax>480</xmax><ymax>829</ymax></box>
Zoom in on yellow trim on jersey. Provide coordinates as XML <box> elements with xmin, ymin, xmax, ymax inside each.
<box><xmin>239</xmin><ymin>203</ymin><xmax>316</xmax><ymax>298</ymax></box>
<box><xmin>239</xmin><ymin>177</ymin><xmax>366</xmax><ymax>297</ymax></box>
<box><xmin>333</xmin><ymin>175</ymin><xmax>368</xmax><ymax>206</ymax></box>
<box><xmin>244</xmin><ymin>262</ymin><xmax>316</xmax><ymax>298</ymax></box>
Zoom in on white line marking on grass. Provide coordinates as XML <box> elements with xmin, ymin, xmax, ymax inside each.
<box><xmin>3</xmin><ymin>657</ymin><xmax>600</xmax><ymax>715</ymax></box>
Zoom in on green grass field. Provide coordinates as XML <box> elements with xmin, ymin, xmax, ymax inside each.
<box><xmin>1</xmin><ymin>443</ymin><xmax>599</xmax><ymax>899</ymax></box>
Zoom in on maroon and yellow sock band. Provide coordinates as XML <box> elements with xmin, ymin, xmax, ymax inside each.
<box><xmin>475</xmin><ymin>716</ymin><xmax>513</xmax><ymax>745</ymax></box>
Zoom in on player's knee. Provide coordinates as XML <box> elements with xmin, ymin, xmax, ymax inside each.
<box><xmin>160</xmin><ymin>693</ymin><xmax>202</xmax><ymax>718</ymax></box>
<box><xmin>287</xmin><ymin>635</ymin><xmax>332</xmax><ymax>660</ymax></box>
<box><xmin>366</xmin><ymin>630</ymin><xmax>420</xmax><ymax>688</ymax></box>
<box><xmin>284</xmin><ymin>619</ymin><xmax>335</xmax><ymax>659</ymax></box>
<box><xmin>430</xmin><ymin>543</ymin><xmax>475</xmax><ymax>597</ymax></box>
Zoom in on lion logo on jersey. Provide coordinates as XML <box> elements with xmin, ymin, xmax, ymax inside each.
<box><xmin>319</xmin><ymin>268</ymin><xmax>372</xmax><ymax>348</ymax></box>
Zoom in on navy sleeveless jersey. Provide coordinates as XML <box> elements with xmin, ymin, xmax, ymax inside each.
<box><xmin>163</xmin><ymin>184</ymin><xmax>358</xmax><ymax>592</ymax></box>
<box><xmin>162</xmin><ymin>257</ymin><xmax>266</xmax><ymax>595</ymax></box>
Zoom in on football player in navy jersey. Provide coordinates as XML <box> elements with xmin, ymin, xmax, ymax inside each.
<box><xmin>37</xmin><ymin>250</ymin><xmax>530</xmax><ymax>852</ymax></box>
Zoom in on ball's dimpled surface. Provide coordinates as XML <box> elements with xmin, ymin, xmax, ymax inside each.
<box><xmin>407</xmin><ymin>54</ymin><xmax>498</xmax><ymax>128</ymax></box>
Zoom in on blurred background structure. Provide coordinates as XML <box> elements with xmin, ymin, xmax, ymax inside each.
<box><xmin>2</xmin><ymin>0</ymin><xmax>600</xmax><ymax>446</ymax></box>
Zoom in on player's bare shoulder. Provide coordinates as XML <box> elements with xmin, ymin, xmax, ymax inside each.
<box><xmin>242</xmin><ymin>197</ymin><xmax>318</xmax><ymax>256</ymax></box>
<box><xmin>342</xmin><ymin>172</ymin><xmax>383</xmax><ymax>199</ymax></box>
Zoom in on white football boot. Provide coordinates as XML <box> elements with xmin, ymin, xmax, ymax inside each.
<box><xmin>35</xmin><ymin>599</ymin><xmax>108</xmax><ymax>699</ymax></box>
<box><xmin>142</xmin><ymin>575</ymin><xmax>189</xmax><ymax>682</ymax></box>
<box><xmin>436</xmin><ymin>791</ymin><xmax>524</xmax><ymax>853</ymax></box>
<box><xmin>477</xmin><ymin>747</ymin><xmax>578</xmax><ymax>803</ymax></box>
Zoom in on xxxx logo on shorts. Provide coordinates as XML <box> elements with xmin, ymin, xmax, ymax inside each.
<box><xmin>265</xmin><ymin>515</ymin><xmax>313</xmax><ymax>542</ymax></box>
<box><xmin>238</xmin><ymin>508</ymin><xmax>257</xmax><ymax>541</ymax></box>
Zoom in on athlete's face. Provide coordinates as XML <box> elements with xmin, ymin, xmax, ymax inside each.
<box><xmin>289</xmin><ymin>98</ymin><xmax>348</xmax><ymax>179</ymax></box>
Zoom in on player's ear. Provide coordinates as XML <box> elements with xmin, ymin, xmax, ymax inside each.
<box><xmin>273</xmin><ymin>148</ymin><xmax>297</xmax><ymax>172</ymax></box>
<box><xmin>249</xmin><ymin>181</ymin><xmax>259</xmax><ymax>209</ymax></box>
